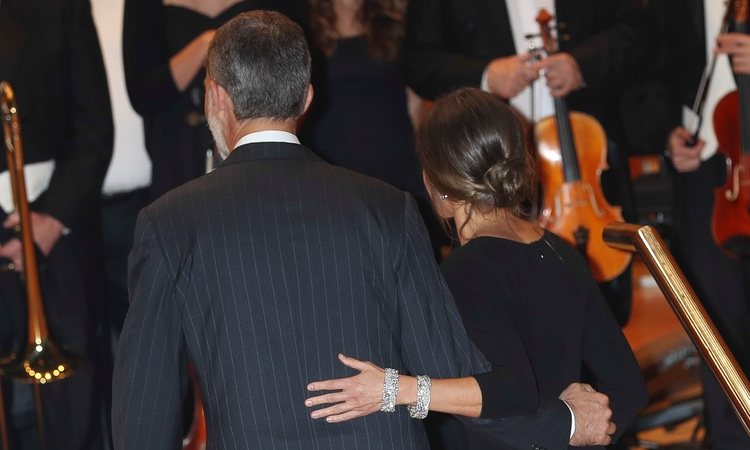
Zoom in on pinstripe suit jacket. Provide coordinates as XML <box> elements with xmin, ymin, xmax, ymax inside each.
<box><xmin>112</xmin><ymin>141</ymin><xmax>493</xmax><ymax>449</ymax></box>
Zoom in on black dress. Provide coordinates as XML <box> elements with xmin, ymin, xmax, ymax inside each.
<box><xmin>302</xmin><ymin>36</ymin><xmax>424</xmax><ymax>198</ymax></box>
<box><xmin>123</xmin><ymin>0</ymin><xmax>309</xmax><ymax>199</ymax></box>
<box><xmin>301</xmin><ymin>36</ymin><xmax>448</xmax><ymax>252</ymax></box>
<box><xmin>439</xmin><ymin>231</ymin><xmax>648</xmax><ymax>449</ymax></box>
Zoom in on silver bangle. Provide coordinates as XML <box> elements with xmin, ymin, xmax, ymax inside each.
<box><xmin>407</xmin><ymin>375</ymin><xmax>431</xmax><ymax>419</ymax></box>
<box><xmin>381</xmin><ymin>368</ymin><xmax>399</xmax><ymax>413</ymax></box>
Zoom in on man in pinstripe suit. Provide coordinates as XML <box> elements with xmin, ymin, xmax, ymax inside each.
<box><xmin>112</xmin><ymin>10</ymin><xmax>612</xmax><ymax>450</ymax></box>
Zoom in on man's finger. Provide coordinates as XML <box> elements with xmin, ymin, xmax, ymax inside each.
<box><xmin>3</xmin><ymin>213</ymin><xmax>19</xmax><ymax>229</ymax></box>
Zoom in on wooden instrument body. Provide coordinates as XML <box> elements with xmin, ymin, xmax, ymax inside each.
<box><xmin>536</xmin><ymin>111</ymin><xmax>632</xmax><ymax>281</ymax></box>
<box><xmin>712</xmin><ymin>90</ymin><xmax>750</xmax><ymax>258</ymax></box>
<box><xmin>182</xmin><ymin>368</ymin><xmax>207</xmax><ymax>450</ymax></box>
<box><xmin>709</xmin><ymin>0</ymin><xmax>750</xmax><ymax>258</ymax></box>
<box><xmin>533</xmin><ymin>8</ymin><xmax>630</xmax><ymax>282</ymax></box>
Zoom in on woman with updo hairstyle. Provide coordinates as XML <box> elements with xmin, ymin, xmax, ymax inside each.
<box><xmin>416</xmin><ymin>87</ymin><xmax>536</xmax><ymax>234</ymax></box>
<box><xmin>305</xmin><ymin>88</ymin><xmax>647</xmax><ymax>449</ymax></box>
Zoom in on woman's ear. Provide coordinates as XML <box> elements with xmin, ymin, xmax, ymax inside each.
<box><xmin>422</xmin><ymin>171</ymin><xmax>456</xmax><ymax>219</ymax></box>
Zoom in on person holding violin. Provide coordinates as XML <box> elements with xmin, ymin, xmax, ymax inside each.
<box><xmin>629</xmin><ymin>1</ymin><xmax>750</xmax><ymax>448</ymax></box>
<box><xmin>401</xmin><ymin>0</ymin><xmax>650</xmax><ymax>326</ymax></box>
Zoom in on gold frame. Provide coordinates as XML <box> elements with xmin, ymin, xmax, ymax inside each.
<box><xmin>604</xmin><ymin>222</ymin><xmax>750</xmax><ymax>435</ymax></box>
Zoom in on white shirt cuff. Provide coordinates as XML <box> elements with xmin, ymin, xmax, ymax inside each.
<box><xmin>561</xmin><ymin>399</ymin><xmax>576</xmax><ymax>439</ymax></box>
<box><xmin>480</xmin><ymin>65</ymin><xmax>491</xmax><ymax>92</ymax></box>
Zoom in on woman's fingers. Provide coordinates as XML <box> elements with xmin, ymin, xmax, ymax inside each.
<box><xmin>305</xmin><ymin>392</ymin><xmax>350</xmax><ymax>408</ymax></box>
<box><xmin>338</xmin><ymin>353</ymin><xmax>373</xmax><ymax>372</ymax></box>
<box><xmin>307</xmin><ymin>378</ymin><xmax>347</xmax><ymax>392</ymax></box>
<box><xmin>309</xmin><ymin>400</ymin><xmax>355</xmax><ymax>419</ymax></box>
<box><xmin>323</xmin><ymin>410</ymin><xmax>366</xmax><ymax>424</ymax></box>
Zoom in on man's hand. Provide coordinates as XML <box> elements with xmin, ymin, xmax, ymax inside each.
<box><xmin>716</xmin><ymin>33</ymin><xmax>750</xmax><ymax>75</ymax></box>
<box><xmin>560</xmin><ymin>383</ymin><xmax>615</xmax><ymax>447</ymax></box>
<box><xmin>668</xmin><ymin>127</ymin><xmax>704</xmax><ymax>173</ymax></box>
<box><xmin>0</xmin><ymin>212</ymin><xmax>65</xmax><ymax>272</ymax></box>
<box><xmin>486</xmin><ymin>54</ymin><xmax>538</xmax><ymax>99</ymax></box>
<box><xmin>532</xmin><ymin>52</ymin><xmax>584</xmax><ymax>97</ymax></box>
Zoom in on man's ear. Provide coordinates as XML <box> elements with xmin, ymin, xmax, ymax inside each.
<box><xmin>204</xmin><ymin>77</ymin><xmax>233</xmax><ymax>120</ymax></box>
<box><xmin>302</xmin><ymin>84</ymin><xmax>314</xmax><ymax>116</ymax></box>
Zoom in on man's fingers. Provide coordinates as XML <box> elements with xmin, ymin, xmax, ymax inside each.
<box><xmin>3</xmin><ymin>213</ymin><xmax>19</xmax><ymax>229</ymax></box>
<box><xmin>0</xmin><ymin>239</ymin><xmax>23</xmax><ymax>272</ymax></box>
<box><xmin>518</xmin><ymin>52</ymin><xmax>532</xmax><ymax>63</ymax></box>
<box><xmin>607</xmin><ymin>421</ymin><xmax>617</xmax><ymax>436</ymax></box>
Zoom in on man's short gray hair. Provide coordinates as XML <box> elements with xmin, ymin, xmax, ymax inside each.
<box><xmin>207</xmin><ymin>11</ymin><xmax>311</xmax><ymax>120</ymax></box>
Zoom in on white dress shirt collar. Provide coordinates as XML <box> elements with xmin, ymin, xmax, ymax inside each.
<box><xmin>234</xmin><ymin>130</ymin><xmax>300</xmax><ymax>148</ymax></box>
<box><xmin>505</xmin><ymin>0</ymin><xmax>556</xmax><ymax>122</ymax></box>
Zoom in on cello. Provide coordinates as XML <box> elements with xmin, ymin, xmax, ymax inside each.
<box><xmin>533</xmin><ymin>9</ymin><xmax>632</xmax><ymax>282</ymax></box>
<box><xmin>711</xmin><ymin>0</ymin><xmax>750</xmax><ymax>259</ymax></box>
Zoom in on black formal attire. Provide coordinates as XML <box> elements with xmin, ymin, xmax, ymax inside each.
<box><xmin>300</xmin><ymin>35</ymin><xmax>445</xmax><ymax>255</ymax></box>
<box><xmin>626</xmin><ymin>2</ymin><xmax>750</xmax><ymax>448</ymax></box>
<box><xmin>302</xmin><ymin>37</ymin><xmax>423</xmax><ymax>200</ymax></box>
<box><xmin>401</xmin><ymin>0</ymin><xmax>649</xmax><ymax>325</ymax></box>
<box><xmin>432</xmin><ymin>232</ymin><xmax>647</xmax><ymax>450</ymax></box>
<box><xmin>122</xmin><ymin>0</ymin><xmax>309</xmax><ymax>199</ymax></box>
<box><xmin>0</xmin><ymin>0</ymin><xmax>113</xmax><ymax>448</ymax></box>
<box><xmin>113</xmin><ymin>139</ymin><xmax>601</xmax><ymax>449</ymax></box>
<box><xmin>402</xmin><ymin>0</ymin><xmax>645</xmax><ymax>142</ymax></box>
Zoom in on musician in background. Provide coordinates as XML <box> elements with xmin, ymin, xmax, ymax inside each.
<box><xmin>401</xmin><ymin>0</ymin><xmax>649</xmax><ymax>326</ymax></box>
<box><xmin>300</xmin><ymin>0</ymin><xmax>448</xmax><ymax>258</ymax></box>
<box><xmin>0</xmin><ymin>0</ymin><xmax>113</xmax><ymax>448</ymax></box>
<box><xmin>122</xmin><ymin>0</ymin><xmax>308</xmax><ymax>200</ymax></box>
<box><xmin>631</xmin><ymin>1</ymin><xmax>750</xmax><ymax>448</ymax></box>
<box><xmin>90</xmin><ymin>0</ymin><xmax>153</xmax><ymax>447</ymax></box>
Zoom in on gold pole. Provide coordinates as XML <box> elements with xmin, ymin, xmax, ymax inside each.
<box><xmin>604</xmin><ymin>222</ymin><xmax>750</xmax><ymax>436</ymax></box>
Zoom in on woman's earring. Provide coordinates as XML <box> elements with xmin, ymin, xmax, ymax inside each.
<box><xmin>439</xmin><ymin>194</ymin><xmax>448</xmax><ymax>202</ymax></box>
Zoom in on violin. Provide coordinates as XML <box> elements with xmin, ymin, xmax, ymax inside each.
<box><xmin>711</xmin><ymin>0</ymin><xmax>750</xmax><ymax>259</ymax></box>
<box><xmin>182</xmin><ymin>366</ymin><xmax>207</xmax><ymax>450</ymax></box>
<box><xmin>533</xmin><ymin>9</ymin><xmax>631</xmax><ymax>282</ymax></box>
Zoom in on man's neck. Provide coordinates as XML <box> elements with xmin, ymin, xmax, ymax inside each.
<box><xmin>228</xmin><ymin>118</ymin><xmax>298</xmax><ymax>148</ymax></box>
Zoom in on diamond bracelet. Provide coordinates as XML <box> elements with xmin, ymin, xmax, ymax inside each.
<box><xmin>407</xmin><ymin>375</ymin><xmax>431</xmax><ymax>419</ymax></box>
<box><xmin>381</xmin><ymin>368</ymin><xmax>399</xmax><ymax>413</ymax></box>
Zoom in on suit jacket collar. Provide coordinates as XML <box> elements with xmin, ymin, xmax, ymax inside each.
<box><xmin>0</xmin><ymin>0</ymin><xmax>36</xmax><ymax>83</ymax></box>
<box><xmin>219</xmin><ymin>142</ymin><xmax>323</xmax><ymax>167</ymax></box>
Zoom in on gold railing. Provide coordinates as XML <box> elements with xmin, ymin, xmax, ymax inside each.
<box><xmin>604</xmin><ymin>222</ymin><xmax>750</xmax><ymax>436</ymax></box>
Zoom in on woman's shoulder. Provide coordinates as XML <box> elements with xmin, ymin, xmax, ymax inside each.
<box><xmin>439</xmin><ymin>236</ymin><xmax>529</xmax><ymax>283</ymax></box>
<box><xmin>540</xmin><ymin>230</ymin><xmax>591</xmax><ymax>275</ymax></box>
